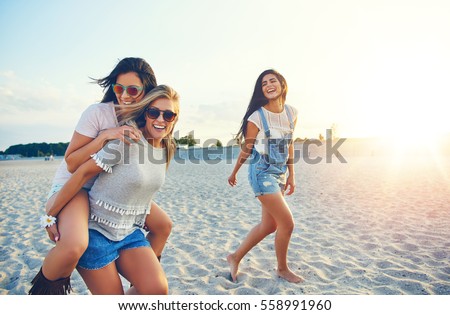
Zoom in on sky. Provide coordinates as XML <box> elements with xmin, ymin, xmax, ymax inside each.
<box><xmin>1</xmin><ymin>0</ymin><xmax>449</xmax><ymax>151</ymax></box>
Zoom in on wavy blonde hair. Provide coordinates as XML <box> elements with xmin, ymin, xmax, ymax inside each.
<box><xmin>116</xmin><ymin>85</ymin><xmax>180</xmax><ymax>166</ymax></box>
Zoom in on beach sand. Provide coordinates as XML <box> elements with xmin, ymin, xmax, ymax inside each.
<box><xmin>1</xmin><ymin>150</ymin><xmax>450</xmax><ymax>295</ymax></box>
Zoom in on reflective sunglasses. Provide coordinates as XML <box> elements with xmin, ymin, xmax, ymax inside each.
<box><xmin>146</xmin><ymin>107</ymin><xmax>177</xmax><ymax>122</ymax></box>
<box><xmin>112</xmin><ymin>84</ymin><xmax>143</xmax><ymax>97</ymax></box>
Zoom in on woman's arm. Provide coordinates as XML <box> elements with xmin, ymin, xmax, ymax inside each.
<box><xmin>46</xmin><ymin>159</ymin><xmax>103</xmax><ymax>218</ymax></box>
<box><xmin>65</xmin><ymin>126</ymin><xmax>141</xmax><ymax>173</ymax></box>
<box><xmin>228</xmin><ymin>122</ymin><xmax>259</xmax><ymax>187</ymax></box>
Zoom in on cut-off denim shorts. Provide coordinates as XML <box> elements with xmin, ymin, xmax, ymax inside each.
<box><xmin>248</xmin><ymin>106</ymin><xmax>293</xmax><ymax>198</ymax></box>
<box><xmin>248</xmin><ymin>152</ymin><xmax>287</xmax><ymax>197</ymax></box>
<box><xmin>46</xmin><ymin>183</ymin><xmax>65</xmax><ymax>200</ymax></box>
<box><xmin>46</xmin><ymin>183</ymin><xmax>90</xmax><ymax>200</ymax></box>
<box><xmin>78</xmin><ymin>228</ymin><xmax>150</xmax><ymax>270</ymax></box>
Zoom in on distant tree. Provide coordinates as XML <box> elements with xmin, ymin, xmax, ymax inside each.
<box><xmin>319</xmin><ymin>134</ymin><xmax>324</xmax><ymax>142</ymax></box>
<box><xmin>216</xmin><ymin>140</ymin><xmax>223</xmax><ymax>147</ymax></box>
<box><xmin>175</xmin><ymin>134</ymin><xmax>197</xmax><ymax>147</ymax></box>
<box><xmin>51</xmin><ymin>142</ymin><xmax>68</xmax><ymax>156</ymax></box>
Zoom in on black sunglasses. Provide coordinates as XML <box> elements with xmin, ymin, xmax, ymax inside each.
<box><xmin>146</xmin><ymin>107</ymin><xmax>177</xmax><ymax>122</ymax></box>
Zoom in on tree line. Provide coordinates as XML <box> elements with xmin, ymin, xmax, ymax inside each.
<box><xmin>0</xmin><ymin>136</ymin><xmax>213</xmax><ymax>158</ymax></box>
<box><xmin>1</xmin><ymin>142</ymin><xmax>69</xmax><ymax>157</ymax></box>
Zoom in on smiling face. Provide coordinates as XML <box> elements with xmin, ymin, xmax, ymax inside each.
<box><xmin>143</xmin><ymin>98</ymin><xmax>177</xmax><ymax>147</ymax></box>
<box><xmin>261</xmin><ymin>73</ymin><xmax>283</xmax><ymax>101</ymax></box>
<box><xmin>114</xmin><ymin>72</ymin><xmax>145</xmax><ymax>105</ymax></box>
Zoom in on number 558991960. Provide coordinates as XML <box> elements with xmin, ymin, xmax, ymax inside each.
<box><xmin>260</xmin><ymin>299</ymin><xmax>332</xmax><ymax>311</ymax></box>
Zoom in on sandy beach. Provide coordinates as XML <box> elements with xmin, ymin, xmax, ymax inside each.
<box><xmin>1</xmin><ymin>146</ymin><xmax>450</xmax><ymax>295</ymax></box>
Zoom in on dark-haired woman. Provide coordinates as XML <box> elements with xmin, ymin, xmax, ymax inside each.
<box><xmin>227</xmin><ymin>69</ymin><xmax>303</xmax><ymax>283</ymax></box>
<box><xmin>29</xmin><ymin>57</ymin><xmax>172</xmax><ymax>294</ymax></box>
<box><xmin>44</xmin><ymin>85</ymin><xmax>179</xmax><ymax>294</ymax></box>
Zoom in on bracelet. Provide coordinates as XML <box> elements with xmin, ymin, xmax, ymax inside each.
<box><xmin>40</xmin><ymin>214</ymin><xmax>57</xmax><ymax>228</ymax></box>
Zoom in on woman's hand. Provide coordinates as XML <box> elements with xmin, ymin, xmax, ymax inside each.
<box><xmin>284</xmin><ymin>173</ymin><xmax>296</xmax><ymax>195</ymax></box>
<box><xmin>100</xmin><ymin>125</ymin><xmax>142</xmax><ymax>145</ymax></box>
<box><xmin>46</xmin><ymin>223</ymin><xmax>60</xmax><ymax>242</ymax></box>
<box><xmin>228</xmin><ymin>173</ymin><xmax>238</xmax><ymax>187</ymax></box>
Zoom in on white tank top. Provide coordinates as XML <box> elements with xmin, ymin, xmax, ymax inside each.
<box><xmin>247</xmin><ymin>105</ymin><xmax>298</xmax><ymax>155</ymax></box>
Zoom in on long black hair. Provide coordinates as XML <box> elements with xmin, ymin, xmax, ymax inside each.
<box><xmin>236</xmin><ymin>69</ymin><xmax>288</xmax><ymax>141</ymax></box>
<box><xmin>91</xmin><ymin>57</ymin><xmax>157</xmax><ymax>104</ymax></box>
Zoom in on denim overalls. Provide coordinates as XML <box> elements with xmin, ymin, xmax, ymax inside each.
<box><xmin>248</xmin><ymin>105</ymin><xmax>295</xmax><ymax>196</ymax></box>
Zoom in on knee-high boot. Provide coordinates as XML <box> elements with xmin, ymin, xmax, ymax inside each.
<box><xmin>28</xmin><ymin>268</ymin><xmax>71</xmax><ymax>295</ymax></box>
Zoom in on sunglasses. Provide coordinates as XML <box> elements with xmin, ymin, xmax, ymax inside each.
<box><xmin>146</xmin><ymin>107</ymin><xmax>177</xmax><ymax>122</ymax></box>
<box><xmin>112</xmin><ymin>84</ymin><xmax>143</xmax><ymax>97</ymax></box>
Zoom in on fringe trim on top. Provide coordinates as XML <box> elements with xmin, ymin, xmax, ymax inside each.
<box><xmin>90</xmin><ymin>199</ymin><xmax>149</xmax><ymax>229</ymax></box>
<box><xmin>90</xmin><ymin>153</ymin><xmax>112</xmax><ymax>173</ymax></box>
<box><xmin>90</xmin><ymin>213</ymin><xmax>138</xmax><ymax>229</ymax></box>
<box><xmin>28</xmin><ymin>268</ymin><xmax>71</xmax><ymax>295</ymax></box>
<box><xmin>94</xmin><ymin>199</ymin><xmax>149</xmax><ymax>215</ymax></box>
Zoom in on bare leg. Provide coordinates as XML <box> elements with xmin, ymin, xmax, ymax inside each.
<box><xmin>258</xmin><ymin>193</ymin><xmax>303</xmax><ymax>283</ymax></box>
<box><xmin>42</xmin><ymin>190</ymin><xmax>89</xmax><ymax>280</ymax></box>
<box><xmin>227</xmin><ymin>206</ymin><xmax>277</xmax><ymax>282</ymax></box>
<box><xmin>117</xmin><ymin>247</ymin><xmax>168</xmax><ymax>295</ymax></box>
<box><xmin>77</xmin><ymin>263</ymin><xmax>124</xmax><ymax>295</ymax></box>
<box><xmin>144</xmin><ymin>201</ymin><xmax>172</xmax><ymax>258</ymax></box>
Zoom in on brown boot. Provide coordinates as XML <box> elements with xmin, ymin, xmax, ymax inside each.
<box><xmin>28</xmin><ymin>268</ymin><xmax>71</xmax><ymax>295</ymax></box>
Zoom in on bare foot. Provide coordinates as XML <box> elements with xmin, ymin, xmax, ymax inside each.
<box><xmin>277</xmin><ymin>268</ymin><xmax>304</xmax><ymax>283</ymax></box>
<box><xmin>227</xmin><ymin>254</ymin><xmax>239</xmax><ymax>282</ymax></box>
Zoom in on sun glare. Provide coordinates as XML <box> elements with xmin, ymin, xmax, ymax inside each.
<box><xmin>384</xmin><ymin>121</ymin><xmax>445</xmax><ymax>156</ymax></box>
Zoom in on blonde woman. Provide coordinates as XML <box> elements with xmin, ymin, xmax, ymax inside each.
<box><xmin>42</xmin><ymin>85</ymin><xmax>179</xmax><ymax>294</ymax></box>
<box><xmin>30</xmin><ymin>58</ymin><xmax>172</xmax><ymax>295</ymax></box>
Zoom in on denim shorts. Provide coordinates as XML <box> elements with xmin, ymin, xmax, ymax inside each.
<box><xmin>47</xmin><ymin>183</ymin><xmax>65</xmax><ymax>200</ymax></box>
<box><xmin>248</xmin><ymin>154</ymin><xmax>287</xmax><ymax>197</ymax></box>
<box><xmin>46</xmin><ymin>183</ymin><xmax>90</xmax><ymax>200</ymax></box>
<box><xmin>78</xmin><ymin>229</ymin><xmax>150</xmax><ymax>270</ymax></box>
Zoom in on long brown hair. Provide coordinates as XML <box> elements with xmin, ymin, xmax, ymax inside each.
<box><xmin>236</xmin><ymin>69</ymin><xmax>288</xmax><ymax>142</ymax></box>
<box><xmin>91</xmin><ymin>57</ymin><xmax>157</xmax><ymax>104</ymax></box>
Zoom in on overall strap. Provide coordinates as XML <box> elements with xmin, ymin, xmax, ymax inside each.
<box><xmin>284</xmin><ymin>104</ymin><xmax>295</xmax><ymax>130</ymax></box>
<box><xmin>257</xmin><ymin>107</ymin><xmax>271</xmax><ymax>138</ymax></box>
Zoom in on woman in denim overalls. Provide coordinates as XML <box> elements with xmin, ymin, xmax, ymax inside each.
<box><xmin>227</xmin><ymin>69</ymin><xmax>303</xmax><ymax>283</ymax></box>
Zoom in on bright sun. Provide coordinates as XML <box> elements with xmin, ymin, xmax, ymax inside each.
<box><xmin>359</xmin><ymin>96</ymin><xmax>449</xmax><ymax>161</ymax></box>
<box><xmin>379</xmin><ymin>112</ymin><xmax>449</xmax><ymax>163</ymax></box>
